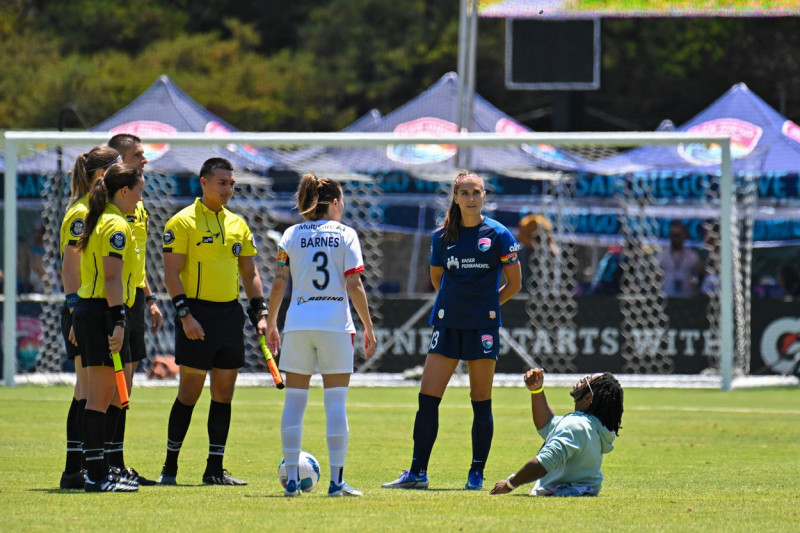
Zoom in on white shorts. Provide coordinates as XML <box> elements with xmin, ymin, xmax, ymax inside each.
<box><xmin>279</xmin><ymin>330</ymin><xmax>355</xmax><ymax>375</ymax></box>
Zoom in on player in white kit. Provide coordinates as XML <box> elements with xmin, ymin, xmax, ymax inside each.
<box><xmin>266</xmin><ymin>173</ymin><xmax>377</xmax><ymax>498</ymax></box>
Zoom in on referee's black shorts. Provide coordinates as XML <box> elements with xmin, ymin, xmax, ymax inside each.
<box><xmin>73</xmin><ymin>298</ymin><xmax>131</xmax><ymax>368</ymax></box>
<box><xmin>128</xmin><ymin>287</ymin><xmax>147</xmax><ymax>363</ymax></box>
<box><xmin>60</xmin><ymin>304</ymin><xmax>81</xmax><ymax>360</ymax></box>
<box><xmin>175</xmin><ymin>299</ymin><xmax>245</xmax><ymax>371</ymax></box>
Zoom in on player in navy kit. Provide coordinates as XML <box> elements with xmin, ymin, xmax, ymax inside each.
<box><xmin>383</xmin><ymin>171</ymin><xmax>521</xmax><ymax>491</ymax></box>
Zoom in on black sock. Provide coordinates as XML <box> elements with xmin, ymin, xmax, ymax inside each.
<box><xmin>103</xmin><ymin>405</ymin><xmax>121</xmax><ymax>471</ymax></box>
<box><xmin>164</xmin><ymin>399</ymin><xmax>195</xmax><ymax>473</ymax></box>
<box><xmin>83</xmin><ymin>409</ymin><xmax>106</xmax><ymax>482</ymax></box>
<box><xmin>469</xmin><ymin>399</ymin><xmax>493</xmax><ymax>475</ymax></box>
<box><xmin>77</xmin><ymin>399</ymin><xmax>87</xmax><ymax>470</ymax></box>
<box><xmin>107</xmin><ymin>407</ymin><xmax>126</xmax><ymax>469</ymax></box>
<box><xmin>410</xmin><ymin>393</ymin><xmax>441</xmax><ymax>476</ymax></box>
<box><xmin>65</xmin><ymin>398</ymin><xmax>82</xmax><ymax>474</ymax></box>
<box><xmin>206</xmin><ymin>400</ymin><xmax>231</xmax><ymax>473</ymax></box>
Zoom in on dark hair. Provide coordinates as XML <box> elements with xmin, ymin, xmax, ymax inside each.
<box><xmin>107</xmin><ymin>133</ymin><xmax>142</xmax><ymax>154</ymax></box>
<box><xmin>295</xmin><ymin>173</ymin><xmax>342</xmax><ymax>220</ymax></box>
<box><xmin>200</xmin><ymin>157</ymin><xmax>234</xmax><ymax>179</ymax></box>
<box><xmin>439</xmin><ymin>170</ymin><xmax>484</xmax><ymax>244</ymax></box>
<box><xmin>77</xmin><ymin>163</ymin><xmax>143</xmax><ymax>251</ymax></box>
<box><xmin>69</xmin><ymin>146</ymin><xmax>120</xmax><ymax>205</ymax></box>
<box><xmin>585</xmin><ymin>372</ymin><xmax>624</xmax><ymax>435</ymax></box>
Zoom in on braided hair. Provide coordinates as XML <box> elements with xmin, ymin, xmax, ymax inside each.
<box><xmin>585</xmin><ymin>372</ymin><xmax>624</xmax><ymax>435</ymax></box>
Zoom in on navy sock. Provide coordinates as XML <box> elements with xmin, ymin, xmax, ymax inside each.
<box><xmin>410</xmin><ymin>393</ymin><xmax>441</xmax><ymax>476</ymax></box>
<box><xmin>469</xmin><ymin>399</ymin><xmax>493</xmax><ymax>474</ymax></box>
<box><xmin>206</xmin><ymin>400</ymin><xmax>231</xmax><ymax>472</ymax></box>
<box><xmin>164</xmin><ymin>399</ymin><xmax>195</xmax><ymax>473</ymax></box>
<box><xmin>65</xmin><ymin>398</ymin><xmax>82</xmax><ymax>474</ymax></box>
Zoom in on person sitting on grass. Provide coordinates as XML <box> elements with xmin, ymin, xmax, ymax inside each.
<box><xmin>490</xmin><ymin>368</ymin><xmax>623</xmax><ymax>497</ymax></box>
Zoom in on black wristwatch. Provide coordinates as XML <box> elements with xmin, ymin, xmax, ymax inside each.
<box><xmin>177</xmin><ymin>306</ymin><xmax>191</xmax><ymax>319</ymax></box>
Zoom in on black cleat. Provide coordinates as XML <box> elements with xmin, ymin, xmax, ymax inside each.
<box><xmin>157</xmin><ymin>466</ymin><xmax>177</xmax><ymax>486</ymax></box>
<box><xmin>202</xmin><ymin>469</ymin><xmax>247</xmax><ymax>486</ymax></box>
<box><xmin>122</xmin><ymin>467</ymin><xmax>157</xmax><ymax>486</ymax></box>
<box><xmin>60</xmin><ymin>470</ymin><xmax>86</xmax><ymax>489</ymax></box>
<box><xmin>85</xmin><ymin>473</ymin><xmax>139</xmax><ymax>492</ymax></box>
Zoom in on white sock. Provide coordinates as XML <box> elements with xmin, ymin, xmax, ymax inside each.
<box><xmin>324</xmin><ymin>387</ymin><xmax>349</xmax><ymax>484</ymax></box>
<box><xmin>281</xmin><ymin>387</ymin><xmax>309</xmax><ymax>481</ymax></box>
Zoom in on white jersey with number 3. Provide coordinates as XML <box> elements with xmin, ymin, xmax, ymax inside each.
<box><xmin>278</xmin><ymin>220</ymin><xmax>364</xmax><ymax>334</ymax></box>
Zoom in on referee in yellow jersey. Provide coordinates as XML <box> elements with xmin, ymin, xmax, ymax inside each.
<box><xmin>104</xmin><ymin>133</ymin><xmax>163</xmax><ymax>486</ymax></box>
<box><xmin>158</xmin><ymin>157</ymin><xmax>268</xmax><ymax>486</ymax></box>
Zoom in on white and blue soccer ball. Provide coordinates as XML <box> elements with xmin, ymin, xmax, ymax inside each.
<box><xmin>279</xmin><ymin>451</ymin><xmax>321</xmax><ymax>492</ymax></box>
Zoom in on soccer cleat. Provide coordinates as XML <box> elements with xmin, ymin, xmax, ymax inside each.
<box><xmin>60</xmin><ymin>470</ymin><xmax>86</xmax><ymax>489</ymax></box>
<box><xmin>157</xmin><ymin>466</ymin><xmax>177</xmax><ymax>486</ymax></box>
<box><xmin>381</xmin><ymin>470</ymin><xmax>429</xmax><ymax>489</ymax></box>
<box><xmin>108</xmin><ymin>466</ymin><xmax>139</xmax><ymax>487</ymax></box>
<box><xmin>328</xmin><ymin>481</ymin><xmax>363</xmax><ymax>497</ymax></box>
<box><xmin>464</xmin><ymin>470</ymin><xmax>484</xmax><ymax>490</ymax></box>
<box><xmin>284</xmin><ymin>479</ymin><xmax>301</xmax><ymax>497</ymax></box>
<box><xmin>202</xmin><ymin>469</ymin><xmax>247</xmax><ymax>486</ymax></box>
<box><xmin>122</xmin><ymin>467</ymin><xmax>157</xmax><ymax>486</ymax></box>
<box><xmin>85</xmin><ymin>473</ymin><xmax>139</xmax><ymax>492</ymax></box>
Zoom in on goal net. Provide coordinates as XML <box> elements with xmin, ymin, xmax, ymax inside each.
<box><xmin>3</xmin><ymin>131</ymin><xmax>745</xmax><ymax>389</ymax></box>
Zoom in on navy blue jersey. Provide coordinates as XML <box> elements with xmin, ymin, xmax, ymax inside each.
<box><xmin>429</xmin><ymin>216</ymin><xmax>520</xmax><ymax>329</ymax></box>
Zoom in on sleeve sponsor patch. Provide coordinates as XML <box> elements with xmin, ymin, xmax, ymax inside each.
<box><xmin>110</xmin><ymin>231</ymin><xmax>127</xmax><ymax>251</ymax></box>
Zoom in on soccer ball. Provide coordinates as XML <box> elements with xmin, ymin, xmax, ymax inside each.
<box><xmin>278</xmin><ymin>451</ymin><xmax>321</xmax><ymax>492</ymax></box>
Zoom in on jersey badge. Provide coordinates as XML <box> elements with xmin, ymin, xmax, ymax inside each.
<box><xmin>489</xmin><ymin>310</ymin><xmax>496</xmax><ymax>320</ymax></box>
<box><xmin>437</xmin><ymin>309</ymin><xmax>445</xmax><ymax>319</ymax></box>
<box><xmin>232</xmin><ymin>242</ymin><xmax>242</xmax><ymax>257</ymax></box>
<box><xmin>163</xmin><ymin>229</ymin><xmax>175</xmax><ymax>245</ymax></box>
<box><xmin>70</xmin><ymin>219</ymin><xmax>85</xmax><ymax>237</ymax></box>
<box><xmin>478</xmin><ymin>237</ymin><xmax>491</xmax><ymax>252</ymax></box>
<box><xmin>481</xmin><ymin>334</ymin><xmax>494</xmax><ymax>350</ymax></box>
<box><xmin>446</xmin><ymin>256</ymin><xmax>459</xmax><ymax>270</ymax></box>
<box><xmin>110</xmin><ymin>231</ymin><xmax>126</xmax><ymax>251</ymax></box>
<box><xmin>126</xmin><ymin>215</ymin><xmax>136</xmax><ymax>223</ymax></box>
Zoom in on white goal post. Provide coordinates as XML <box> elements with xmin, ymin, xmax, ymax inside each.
<box><xmin>2</xmin><ymin>131</ymin><xmax>735</xmax><ymax>389</ymax></box>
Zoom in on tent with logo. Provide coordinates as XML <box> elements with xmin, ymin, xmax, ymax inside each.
<box><xmin>17</xmin><ymin>75</ymin><xmax>273</xmax><ymax>177</ymax></box>
<box><xmin>275</xmin><ymin>72</ymin><xmax>588</xmax><ymax>181</ymax></box>
<box><xmin>588</xmin><ymin>83</ymin><xmax>800</xmax><ymax>176</ymax></box>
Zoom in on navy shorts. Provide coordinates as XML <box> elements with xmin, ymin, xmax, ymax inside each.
<box><xmin>127</xmin><ymin>288</ymin><xmax>147</xmax><ymax>363</ymax></box>
<box><xmin>60</xmin><ymin>305</ymin><xmax>81</xmax><ymax>360</ymax></box>
<box><xmin>175</xmin><ymin>299</ymin><xmax>245</xmax><ymax>371</ymax></box>
<box><xmin>72</xmin><ymin>298</ymin><xmax>131</xmax><ymax>368</ymax></box>
<box><xmin>427</xmin><ymin>326</ymin><xmax>500</xmax><ymax>361</ymax></box>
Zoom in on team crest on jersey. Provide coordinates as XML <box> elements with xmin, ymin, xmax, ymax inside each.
<box><xmin>232</xmin><ymin>242</ymin><xmax>242</xmax><ymax>257</ymax></box>
<box><xmin>163</xmin><ymin>230</ymin><xmax>175</xmax><ymax>245</ymax></box>
<box><xmin>489</xmin><ymin>311</ymin><xmax>496</xmax><ymax>320</ymax></box>
<box><xmin>481</xmin><ymin>334</ymin><xmax>494</xmax><ymax>350</ymax></box>
<box><xmin>446</xmin><ymin>256</ymin><xmax>459</xmax><ymax>270</ymax></box>
<box><xmin>478</xmin><ymin>238</ymin><xmax>491</xmax><ymax>252</ymax></box>
<box><xmin>110</xmin><ymin>231</ymin><xmax>126</xmax><ymax>251</ymax></box>
<box><xmin>70</xmin><ymin>219</ymin><xmax>85</xmax><ymax>237</ymax></box>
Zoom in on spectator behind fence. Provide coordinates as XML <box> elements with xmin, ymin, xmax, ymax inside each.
<box><xmin>658</xmin><ymin>221</ymin><xmax>703</xmax><ymax>298</ymax></box>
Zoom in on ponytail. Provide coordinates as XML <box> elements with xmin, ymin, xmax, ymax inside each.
<box><xmin>295</xmin><ymin>173</ymin><xmax>342</xmax><ymax>220</ymax></box>
<box><xmin>76</xmin><ymin>163</ymin><xmax>142</xmax><ymax>251</ymax></box>
<box><xmin>69</xmin><ymin>146</ymin><xmax>119</xmax><ymax>206</ymax></box>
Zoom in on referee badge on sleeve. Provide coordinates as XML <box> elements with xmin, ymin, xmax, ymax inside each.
<box><xmin>70</xmin><ymin>219</ymin><xmax>85</xmax><ymax>237</ymax></box>
<box><xmin>163</xmin><ymin>229</ymin><xmax>175</xmax><ymax>245</ymax></box>
<box><xmin>110</xmin><ymin>231</ymin><xmax>126</xmax><ymax>250</ymax></box>
<box><xmin>232</xmin><ymin>242</ymin><xmax>242</xmax><ymax>257</ymax></box>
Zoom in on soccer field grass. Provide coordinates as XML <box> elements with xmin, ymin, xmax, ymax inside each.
<box><xmin>1</xmin><ymin>384</ymin><xmax>798</xmax><ymax>532</ymax></box>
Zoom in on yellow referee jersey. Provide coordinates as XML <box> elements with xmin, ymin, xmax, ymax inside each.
<box><xmin>162</xmin><ymin>198</ymin><xmax>257</xmax><ymax>302</ymax></box>
<box><xmin>126</xmin><ymin>200</ymin><xmax>149</xmax><ymax>289</ymax></box>
<box><xmin>60</xmin><ymin>194</ymin><xmax>89</xmax><ymax>257</ymax></box>
<box><xmin>77</xmin><ymin>203</ymin><xmax>139</xmax><ymax>307</ymax></box>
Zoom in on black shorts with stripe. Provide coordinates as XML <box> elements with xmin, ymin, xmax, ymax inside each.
<box><xmin>72</xmin><ymin>298</ymin><xmax>131</xmax><ymax>368</ymax></box>
<box><xmin>128</xmin><ymin>288</ymin><xmax>147</xmax><ymax>363</ymax></box>
<box><xmin>60</xmin><ymin>305</ymin><xmax>81</xmax><ymax>360</ymax></box>
<box><xmin>175</xmin><ymin>299</ymin><xmax>245</xmax><ymax>371</ymax></box>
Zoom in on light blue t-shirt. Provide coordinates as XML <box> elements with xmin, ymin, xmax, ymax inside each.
<box><xmin>534</xmin><ymin>412</ymin><xmax>617</xmax><ymax>495</ymax></box>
